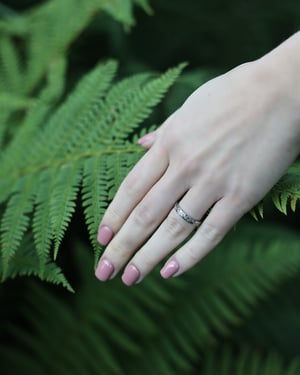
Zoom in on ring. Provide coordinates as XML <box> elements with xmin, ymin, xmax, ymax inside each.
<box><xmin>174</xmin><ymin>202</ymin><xmax>202</xmax><ymax>226</ymax></box>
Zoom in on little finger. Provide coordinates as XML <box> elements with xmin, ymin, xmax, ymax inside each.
<box><xmin>160</xmin><ymin>196</ymin><xmax>248</xmax><ymax>278</ymax></box>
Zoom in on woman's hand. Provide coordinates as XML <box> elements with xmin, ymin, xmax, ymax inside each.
<box><xmin>95</xmin><ymin>33</ymin><xmax>300</xmax><ymax>286</ymax></box>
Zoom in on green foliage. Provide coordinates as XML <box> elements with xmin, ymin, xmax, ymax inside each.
<box><xmin>1</xmin><ymin>0</ymin><xmax>299</xmax><ymax>289</ymax></box>
<box><xmin>0</xmin><ymin>0</ymin><xmax>154</xmax><ymax>287</ymax></box>
<box><xmin>201</xmin><ymin>345</ymin><xmax>300</xmax><ymax>375</ymax></box>
<box><xmin>0</xmin><ymin>57</ymin><xmax>184</xmax><ymax>285</ymax></box>
<box><xmin>1</xmin><ymin>1</ymin><xmax>300</xmax><ymax>374</ymax></box>
<box><xmin>1</xmin><ymin>222</ymin><xmax>300</xmax><ymax>374</ymax></box>
<box><xmin>271</xmin><ymin>164</ymin><xmax>300</xmax><ymax>214</ymax></box>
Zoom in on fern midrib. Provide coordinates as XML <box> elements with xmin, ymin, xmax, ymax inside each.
<box><xmin>1</xmin><ymin>145</ymin><xmax>144</xmax><ymax>183</ymax></box>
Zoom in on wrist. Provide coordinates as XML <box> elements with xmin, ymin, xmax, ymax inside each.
<box><xmin>255</xmin><ymin>32</ymin><xmax>300</xmax><ymax>139</ymax></box>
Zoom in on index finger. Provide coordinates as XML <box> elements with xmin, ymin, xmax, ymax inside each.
<box><xmin>98</xmin><ymin>145</ymin><xmax>169</xmax><ymax>245</ymax></box>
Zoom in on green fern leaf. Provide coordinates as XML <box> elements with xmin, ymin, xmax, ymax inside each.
<box><xmin>0</xmin><ymin>235</ymin><xmax>73</xmax><ymax>292</ymax></box>
<box><xmin>106</xmin><ymin>150</ymin><xmax>143</xmax><ymax>200</ymax></box>
<box><xmin>0</xmin><ymin>60</ymin><xmax>183</xmax><ymax>285</ymax></box>
<box><xmin>81</xmin><ymin>72</ymin><xmax>152</xmax><ymax>151</ymax></box>
<box><xmin>270</xmin><ymin>167</ymin><xmax>300</xmax><ymax>214</ymax></box>
<box><xmin>0</xmin><ymin>4</ymin><xmax>26</xmax><ymax>37</ymax></box>
<box><xmin>0</xmin><ymin>60</ymin><xmax>117</xmax><ymax>186</ymax></box>
<box><xmin>35</xmin><ymin>60</ymin><xmax>117</xmax><ymax>164</ymax></box>
<box><xmin>251</xmin><ymin>162</ymin><xmax>300</xmax><ymax>216</ymax></box>
<box><xmin>0</xmin><ymin>57</ymin><xmax>66</xmax><ymax>174</ymax></box>
<box><xmin>271</xmin><ymin>173</ymin><xmax>300</xmax><ymax>215</ymax></box>
<box><xmin>0</xmin><ymin>93</ymin><xmax>33</xmax><ymax>110</ymax></box>
<box><xmin>24</xmin><ymin>0</ymin><xmax>138</xmax><ymax>93</ymax></box>
<box><xmin>1</xmin><ymin>224</ymin><xmax>300</xmax><ymax>373</ymax></box>
<box><xmin>39</xmin><ymin>56</ymin><xmax>67</xmax><ymax>105</ymax></box>
<box><xmin>0</xmin><ymin>35</ymin><xmax>22</xmax><ymax>94</ymax></box>
<box><xmin>0</xmin><ymin>175</ymin><xmax>37</xmax><ymax>278</ymax></box>
<box><xmin>132</xmin><ymin>0</ymin><xmax>153</xmax><ymax>14</ymax></box>
<box><xmin>101</xmin><ymin>0</ymin><xmax>135</xmax><ymax>29</ymax></box>
<box><xmin>50</xmin><ymin>162</ymin><xmax>82</xmax><ymax>259</ymax></box>
<box><xmin>82</xmin><ymin>156</ymin><xmax>107</xmax><ymax>263</ymax></box>
<box><xmin>103</xmin><ymin>63</ymin><xmax>187</xmax><ymax>145</ymax></box>
<box><xmin>33</xmin><ymin>168</ymin><xmax>57</xmax><ymax>272</ymax></box>
<box><xmin>126</xmin><ymin>224</ymin><xmax>300</xmax><ymax>374</ymax></box>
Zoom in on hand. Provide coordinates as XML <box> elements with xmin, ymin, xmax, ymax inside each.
<box><xmin>95</xmin><ymin>34</ymin><xmax>300</xmax><ymax>286</ymax></box>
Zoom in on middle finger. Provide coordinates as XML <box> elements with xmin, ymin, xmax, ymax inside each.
<box><xmin>97</xmin><ymin>168</ymin><xmax>189</xmax><ymax>278</ymax></box>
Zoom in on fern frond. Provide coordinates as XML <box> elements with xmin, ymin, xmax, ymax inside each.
<box><xmin>0</xmin><ymin>101</ymin><xmax>52</xmax><ymax>182</ymax></box>
<box><xmin>0</xmin><ymin>35</ymin><xmax>23</xmax><ymax>94</ymax></box>
<box><xmin>50</xmin><ymin>163</ymin><xmax>82</xmax><ymax>259</ymax></box>
<box><xmin>82</xmin><ymin>157</ymin><xmax>107</xmax><ymax>264</ymax></box>
<box><xmin>24</xmin><ymin>0</ymin><xmax>141</xmax><ymax>93</ymax></box>
<box><xmin>0</xmin><ymin>59</ymin><xmax>181</xmax><ymax>285</ymax></box>
<box><xmin>0</xmin><ymin>60</ymin><xmax>117</xmax><ymax>180</ymax></box>
<box><xmin>106</xmin><ymin>150</ymin><xmax>143</xmax><ymax>199</ymax></box>
<box><xmin>0</xmin><ymin>237</ymin><xmax>73</xmax><ymax>292</ymax></box>
<box><xmin>132</xmin><ymin>0</ymin><xmax>153</xmax><ymax>15</ymax></box>
<box><xmin>0</xmin><ymin>57</ymin><xmax>66</xmax><ymax>171</ymax></box>
<box><xmin>250</xmin><ymin>162</ymin><xmax>300</xmax><ymax>217</ymax></box>
<box><xmin>270</xmin><ymin>170</ymin><xmax>300</xmax><ymax>214</ymax></box>
<box><xmin>0</xmin><ymin>93</ymin><xmax>35</xmax><ymax>150</ymax></box>
<box><xmin>0</xmin><ymin>93</ymin><xmax>33</xmax><ymax>111</ymax></box>
<box><xmin>103</xmin><ymin>63</ymin><xmax>187</xmax><ymax>145</ymax></box>
<box><xmin>33</xmin><ymin>59</ymin><xmax>117</xmax><ymax>165</ymax></box>
<box><xmin>201</xmin><ymin>345</ymin><xmax>300</xmax><ymax>375</ymax></box>
<box><xmin>33</xmin><ymin>168</ymin><xmax>57</xmax><ymax>271</ymax></box>
<box><xmin>1</xmin><ymin>223</ymin><xmax>300</xmax><ymax>373</ymax></box>
<box><xmin>81</xmin><ymin>72</ymin><xmax>153</xmax><ymax>150</ymax></box>
<box><xmin>126</xmin><ymin>224</ymin><xmax>300</xmax><ymax>374</ymax></box>
<box><xmin>101</xmin><ymin>0</ymin><xmax>135</xmax><ymax>30</ymax></box>
<box><xmin>0</xmin><ymin>175</ymin><xmax>37</xmax><ymax>278</ymax></box>
<box><xmin>39</xmin><ymin>56</ymin><xmax>67</xmax><ymax>104</ymax></box>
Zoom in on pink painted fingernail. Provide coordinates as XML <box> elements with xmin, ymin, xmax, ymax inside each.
<box><xmin>95</xmin><ymin>259</ymin><xmax>114</xmax><ymax>281</ymax></box>
<box><xmin>97</xmin><ymin>225</ymin><xmax>114</xmax><ymax>246</ymax></box>
<box><xmin>122</xmin><ymin>265</ymin><xmax>140</xmax><ymax>286</ymax></box>
<box><xmin>137</xmin><ymin>132</ymin><xmax>155</xmax><ymax>147</ymax></box>
<box><xmin>160</xmin><ymin>260</ymin><xmax>179</xmax><ymax>279</ymax></box>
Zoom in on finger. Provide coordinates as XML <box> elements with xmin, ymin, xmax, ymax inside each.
<box><xmin>137</xmin><ymin>131</ymin><xmax>157</xmax><ymax>149</ymax></box>
<box><xmin>160</xmin><ymin>196</ymin><xmax>248</xmax><ymax>278</ymax></box>
<box><xmin>96</xmin><ymin>168</ymin><xmax>188</xmax><ymax>281</ymax></box>
<box><xmin>98</xmin><ymin>145</ymin><xmax>168</xmax><ymax>246</ymax></box>
<box><xmin>121</xmin><ymin>186</ymin><xmax>220</xmax><ymax>285</ymax></box>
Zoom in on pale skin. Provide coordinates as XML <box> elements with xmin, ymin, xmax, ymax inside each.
<box><xmin>95</xmin><ymin>32</ymin><xmax>300</xmax><ymax>286</ymax></box>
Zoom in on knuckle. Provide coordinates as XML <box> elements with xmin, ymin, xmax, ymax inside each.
<box><xmin>107</xmin><ymin>241</ymin><xmax>128</xmax><ymax>261</ymax></box>
<box><xmin>132</xmin><ymin>203</ymin><xmax>155</xmax><ymax>228</ymax></box>
<box><xmin>227</xmin><ymin>181</ymin><xmax>260</xmax><ymax>212</ymax></box>
<box><xmin>107</xmin><ymin>206</ymin><xmax>123</xmax><ymax>228</ymax></box>
<box><xmin>123</xmin><ymin>172</ymin><xmax>142</xmax><ymax>198</ymax></box>
<box><xmin>165</xmin><ymin>214</ymin><xmax>188</xmax><ymax>238</ymax></box>
<box><xmin>199</xmin><ymin>222</ymin><xmax>223</xmax><ymax>244</ymax></box>
<box><xmin>227</xmin><ymin>189</ymin><xmax>255</xmax><ymax>215</ymax></box>
<box><xmin>140</xmin><ymin>253</ymin><xmax>156</xmax><ymax>269</ymax></box>
<box><xmin>185</xmin><ymin>245</ymin><xmax>200</xmax><ymax>263</ymax></box>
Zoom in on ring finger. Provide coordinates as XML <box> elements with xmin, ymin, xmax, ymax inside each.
<box><xmin>121</xmin><ymin>185</ymin><xmax>221</xmax><ymax>285</ymax></box>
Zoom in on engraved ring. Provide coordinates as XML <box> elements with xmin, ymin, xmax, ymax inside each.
<box><xmin>174</xmin><ymin>202</ymin><xmax>202</xmax><ymax>226</ymax></box>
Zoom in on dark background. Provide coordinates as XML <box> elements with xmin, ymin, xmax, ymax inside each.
<box><xmin>1</xmin><ymin>0</ymin><xmax>300</xmax><ymax>373</ymax></box>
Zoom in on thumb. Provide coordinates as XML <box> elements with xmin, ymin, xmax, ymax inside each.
<box><xmin>137</xmin><ymin>131</ymin><xmax>156</xmax><ymax>149</ymax></box>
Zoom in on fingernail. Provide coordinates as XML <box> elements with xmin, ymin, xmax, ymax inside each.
<box><xmin>160</xmin><ymin>260</ymin><xmax>179</xmax><ymax>279</ymax></box>
<box><xmin>122</xmin><ymin>265</ymin><xmax>140</xmax><ymax>286</ymax></box>
<box><xmin>137</xmin><ymin>132</ymin><xmax>155</xmax><ymax>146</ymax></box>
<box><xmin>97</xmin><ymin>225</ymin><xmax>114</xmax><ymax>246</ymax></box>
<box><xmin>95</xmin><ymin>259</ymin><xmax>114</xmax><ymax>281</ymax></box>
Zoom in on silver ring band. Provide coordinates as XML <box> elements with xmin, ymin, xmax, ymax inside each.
<box><xmin>174</xmin><ymin>202</ymin><xmax>201</xmax><ymax>226</ymax></box>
